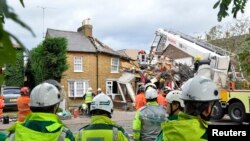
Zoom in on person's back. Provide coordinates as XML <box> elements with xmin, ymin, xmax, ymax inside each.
<box><xmin>135</xmin><ymin>85</ymin><xmax>146</xmax><ymax>110</ymax></box>
<box><xmin>135</xmin><ymin>92</ymin><xmax>146</xmax><ymax>110</ymax></box>
<box><xmin>139</xmin><ymin>103</ymin><xmax>166</xmax><ymax>140</ymax></box>
<box><xmin>157</xmin><ymin>92</ymin><xmax>166</xmax><ymax>107</ymax></box>
<box><xmin>133</xmin><ymin>88</ymin><xmax>166</xmax><ymax>141</ymax></box>
<box><xmin>160</xmin><ymin>76</ymin><xmax>220</xmax><ymax>141</ymax></box>
<box><xmin>161</xmin><ymin>112</ymin><xmax>207</xmax><ymax>141</ymax></box>
<box><xmin>83</xmin><ymin>87</ymin><xmax>94</xmax><ymax>115</ymax></box>
<box><xmin>1</xmin><ymin>81</ymin><xmax>75</xmax><ymax>141</ymax></box>
<box><xmin>0</xmin><ymin>96</ymin><xmax>4</xmax><ymax>120</ymax></box>
<box><xmin>77</xmin><ymin>93</ymin><xmax>129</xmax><ymax>141</ymax></box>
<box><xmin>155</xmin><ymin>90</ymin><xmax>185</xmax><ymax>141</ymax></box>
<box><xmin>6</xmin><ymin>112</ymin><xmax>74</xmax><ymax>141</ymax></box>
<box><xmin>16</xmin><ymin>87</ymin><xmax>32</xmax><ymax>122</ymax></box>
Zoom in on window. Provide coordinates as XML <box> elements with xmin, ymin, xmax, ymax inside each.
<box><xmin>157</xmin><ymin>36</ymin><xmax>167</xmax><ymax>52</ymax></box>
<box><xmin>74</xmin><ymin>56</ymin><xmax>83</xmax><ymax>72</ymax></box>
<box><xmin>68</xmin><ymin>80</ymin><xmax>89</xmax><ymax>97</ymax></box>
<box><xmin>106</xmin><ymin>81</ymin><xmax>118</xmax><ymax>95</ymax></box>
<box><xmin>111</xmin><ymin>57</ymin><xmax>119</xmax><ymax>73</ymax></box>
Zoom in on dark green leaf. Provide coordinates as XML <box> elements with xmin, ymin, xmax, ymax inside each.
<box><xmin>213</xmin><ymin>0</ymin><xmax>221</xmax><ymax>9</ymax></box>
<box><xmin>19</xmin><ymin>0</ymin><xmax>25</xmax><ymax>7</ymax></box>
<box><xmin>0</xmin><ymin>23</ymin><xmax>16</xmax><ymax>66</ymax></box>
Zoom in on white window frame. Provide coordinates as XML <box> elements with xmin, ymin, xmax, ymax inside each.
<box><xmin>111</xmin><ymin>57</ymin><xmax>119</xmax><ymax>73</ymax></box>
<box><xmin>106</xmin><ymin>81</ymin><xmax>113</xmax><ymax>95</ymax></box>
<box><xmin>68</xmin><ymin>80</ymin><xmax>89</xmax><ymax>97</ymax></box>
<box><xmin>74</xmin><ymin>56</ymin><xmax>83</xmax><ymax>72</ymax></box>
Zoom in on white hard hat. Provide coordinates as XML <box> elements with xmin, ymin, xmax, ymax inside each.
<box><xmin>30</xmin><ymin>83</ymin><xmax>62</xmax><ymax>107</ymax></box>
<box><xmin>88</xmin><ymin>87</ymin><xmax>92</xmax><ymax>91</ymax></box>
<box><xmin>97</xmin><ymin>88</ymin><xmax>102</xmax><ymax>91</ymax></box>
<box><xmin>90</xmin><ymin>93</ymin><xmax>113</xmax><ymax>114</ymax></box>
<box><xmin>145</xmin><ymin>88</ymin><xmax>158</xmax><ymax>99</ymax></box>
<box><xmin>164</xmin><ymin>86</ymin><xmax>172</xmax><ymax>91</ymax></box>
<box><xmin>180</xmin><ymin>76</ymin><xmax>219</xmax><ymax>101</ymax></box>
<box><xmin>144</xmin><ymin>83</ymin><xmax>156</xmax><ymax>91</ymax></box>
<box><xmin>166</xmin><ymin>90</ymin><xmax>185</xmax><ymax>108</ymax></box>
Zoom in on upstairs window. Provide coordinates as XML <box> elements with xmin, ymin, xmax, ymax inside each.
<box><xmin>74</xmin><ymin>56</ymin><xmax>83</xmax><ymax>72</ymax></box>
<box><xmin>111</xmin><ymin>57</ymin><xmax>119</xmax><ymax>73</ymax></box>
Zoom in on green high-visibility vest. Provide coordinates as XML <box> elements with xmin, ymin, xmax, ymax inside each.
<box><xmin>85</xmin><ymin>92</ymin><xmax>93</xmax><ymax>103</ymax></box>
<box><xmin>161</xmin><ymin>112</ymin><xmax>208</xmax><ymax>141</ymax></box>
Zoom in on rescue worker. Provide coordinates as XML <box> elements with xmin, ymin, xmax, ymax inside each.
<box><xmin>144</xmin><ymin>83</ymin><xmax>157</xmax><ymax>91</ymax></box>
<box><xmin>133</xmin><ymin>88</ymin><xmax>166</xmax><ymax>141</ymax></box>
<box><xmin>160</xmin><ymin>76</ymin><xmax>219</xmax><ymax>141</ymax></box>
<box><xmin>83</xmin><ymin>87</ymin><xmax>95</xmax><ymax>115</ymax></box>
<box><xmin>193</xmin><ymin>55</ymin><xmax>201</xmax><ymax>73</ymax></box>
<box><xmin>162</xmin><ymin>86</ymin><xmax>171</xmax><ymax>97</ymax></box>
<box><xmin>157</xmin><ymin>86</ymin><xmax>171</xmax><ymax>108</ymax></box>
<box><xmin>97</xmin><ymin>88</ymin><xmax>102</xmax><ymax>95</ymax></box>
<box><xmin>0</xmin><ymin>81</ymin><xmax>75</xmax><ymax>141</ymax></box>
<box><xmin>165</xmin><ymin>90</ymin><xmax>184</xmax><ymax>120</ymax></box>
<box><xmin>0</xmin><ymin>95</ymin><xmax>4</xmax><ymax>121</ymax></box>
<box><xmin>16</xmin><ymin>87</ymin><xmax>32</xmax><ymax>122</ymax></box>
<box><xmin>135</xmin><ymin>85</ymin><xmax>146</xmax><ymax>110</ymax></box>
<box><xmin>155</xmin><ymin>90</ymin><xmax>185</xmax><ymax>141</ymax></box>
<box><xmin>76</xmin><ymin>93</ymin><xmax>129</xmax><ymax>141</ymax></box>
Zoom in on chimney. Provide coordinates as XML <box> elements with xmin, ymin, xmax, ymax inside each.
<box><xmin>77</xmin><ymin>18</ymin><xmax>93</xmax><ymax>37</ymax></box>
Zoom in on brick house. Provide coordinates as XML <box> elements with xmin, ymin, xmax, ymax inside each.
<box><xmin>46</xmin><ymin>19</ymin><xmax>133</xmax><ymax>108</ymax></box>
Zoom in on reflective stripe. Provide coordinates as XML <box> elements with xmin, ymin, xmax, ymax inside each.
<box><xmin>18</xmin><ymin>108</ymin><xmax>30</xmax><ymax>112</ymax></box>
<box><xmin>8</xmin><ymin>133</ymin><xmax>15</xmax><ymax>141</ymax></box>
<box><xmin>113</xmin><ymin>127</ymin><xmax>118</xmax><ymax>141</ymax></box>
<box><xmin>17</xmin><ymin>102</ymin><xmax>29</xmax><ymax>105</ymax></box>
<box><xmin>85</xmin><ymin>92</ymin><xmax>93</xmax><ymax>103</ymax></box>
<box><xmin>58</xmin><ymin>127</ymin><xmax>68</xmax><ymax>141</ymax></box>
<box><xmin>18</xmin><ymin>115</ymin><xmax>26</xmax><ymax>118</ymax></box>
<box><xmin>79</xmin><ymin>129</ymin><xmax>84</xmax><ymax>141</ymax></box>
<box><xmin>8</xmin><ymin>128</ymin><xmax>69</xmax><ymax>141</ymax></box>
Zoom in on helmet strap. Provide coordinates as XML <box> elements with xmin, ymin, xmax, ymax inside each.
<box><xmin>200</xmin><ymin>101</ymin><xmax>216</xmax><ymax>121</ymax></box>
<box><xmin>170</xmin><ymin>103</ymin><xmax>179</xmax><ymax>116</ymax></box>
<box><xmin>53</xmin><ymin>103</ymin><xmax>60</xmax><ymax>114</ymax></box>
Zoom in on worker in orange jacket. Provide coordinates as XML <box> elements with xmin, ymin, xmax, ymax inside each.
<box><xmin>135</xmin><ymin>85</ymin><xmax>146</xmax><ymax>110</ymax></box>
<box><xmin>157</xmin><ymin>86</ymin><xmax>172</xmax><ymax>108</ymax></box>
<box><xmin>16</xmin><ymin>87</ymin><xmax>32</xmax><ymax>122</ymax></box>
<box><xmin>0</xmin><ymin>95</ymin><xmax>4</xmax><ymax>121</ymax></box>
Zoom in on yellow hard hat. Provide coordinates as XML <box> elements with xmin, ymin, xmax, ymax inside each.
<box><xmin>195</xmin><ymin>55</ymin><xmax>201</xmax><ymax>61</ymax></box>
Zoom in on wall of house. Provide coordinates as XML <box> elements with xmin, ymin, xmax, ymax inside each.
<box><xmin>97</xmin><ymin>54</ymin><xmax>122</xmax><ymax>93</ymax></box>
<box><xmin>61</xmin><ymin>52</ymin><xmax>131</xmax><ymax>108</ymax></box>
<box><xmin>61</xmin><ymin>52</ymin><xmax>97</xmax><ymax>108</ymax></box>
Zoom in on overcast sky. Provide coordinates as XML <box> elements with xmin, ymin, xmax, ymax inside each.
<box><xmin>4</xmin><ymin>0</ymin><xmax>250</xmax><ymax>51</ymax></box>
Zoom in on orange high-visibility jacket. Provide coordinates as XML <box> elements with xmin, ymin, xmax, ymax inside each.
<box><xmin>0</xmin><ymin>96</ymin><xmax>4</xmax><ymax>118</ymax></box>
<box><xmin>135</xmin><ymin>92</ymin><xmax>146</xmax><ymax>110</ymax></box>
<box><xmin>157</xmin><ymin>93</ymin><xmax>167</xmax><ymax>108</ymax></box>
<box><xmin>16</xmin><ymin>95</ymin><xmax>32</xmax><ymax>122</ymax></box>
<box><xmin>0</xmin><ymin>96</ymin><xmax>4</xmax><ymax>108</ymax></box>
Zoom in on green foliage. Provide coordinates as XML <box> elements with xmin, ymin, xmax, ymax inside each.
<box><xmin>238</xmin><ymin>37</ymin><xmax>250</xmax><ymax>75</ymax></box>
<box><xmin>3</xmin><ymin>49</ymin><xmax>24</xmax><ymax>87</ymax></box>
<box><xmin>29</xmin><ymin>44</ymin><xmax>44</xmax><ymax>85</ymax></box>
<box><xmin>42</xmin><ymin>37</ymin><xmax>68</xmax><ymax>82</ymax></box>
<box><xmin>29</xmin><ymin>37</ymin><xmax>68</xmax><ymax>85</ymax></box>
<box><xmin>0</xmin><ymin>0</ymin><xmax>34</xmax><ymax>85</ymax></box>
<box><xmin>214</xmin><ymin>0</ymin><xmax>248</xmax><ymax>22</ymax></box>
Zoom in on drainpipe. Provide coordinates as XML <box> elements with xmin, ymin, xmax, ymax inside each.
<box><xmin>89</xmin><ymin>37</ymin><xmax>99</xmax><ymax>90</ymax></box>
<box><xmin>95</xmin><ymin>42</ymin><xmax>99</xmax><ymax>90</ymax></box>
